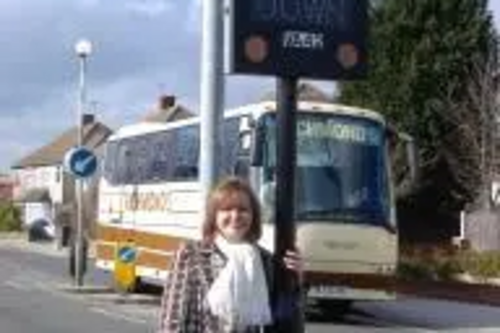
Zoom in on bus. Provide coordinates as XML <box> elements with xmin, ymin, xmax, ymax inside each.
<box><xmin>95</xmin><ymin>100</ymin><xmax>414</xmax><ymax>311</ymax></box>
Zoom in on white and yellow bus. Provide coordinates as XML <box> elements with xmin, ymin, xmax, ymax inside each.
<box><xmin>95</xmin><ymin>100</ymin><xmax>412</xmax><ymax>311</ymax></box>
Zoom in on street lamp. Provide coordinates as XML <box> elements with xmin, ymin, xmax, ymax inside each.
<box><xmin>73</xmin><ymin>38</ymin><xmax>92</xmax><ymax>287</ymax></box>
<box><xmin>75</xmin><ymin>39</ymin><xmax>92</xmax><ymax>146</ymax></box>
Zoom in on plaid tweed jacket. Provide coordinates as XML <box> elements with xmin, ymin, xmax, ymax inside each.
<box><xmin>157</xmin><ymin>240</ymin><xmax>280</xmax><ymax>333</ymax></box>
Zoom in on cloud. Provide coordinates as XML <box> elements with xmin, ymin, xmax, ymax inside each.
<box><xmin>124</xmin><ymin>0</ymin><xmax>174</xmax><ymax>17</ymax></box>
<box><xmin>0</xmin><ymin>1</ymin><xmax>198</xmax><ymax>115</ymax></box>
<box><xmin>1</xmin><ymin>102</ymin><xmax>73</xmax><ymax>168</ymax></box>
<box><xmin>186</xmin><ymin>0</ymin><xmax>202</xmax><ymax>35</ymax></box>
<box><xmin>0</xmin><ymin>1</ymin><xmax>200</xmax><ymax>169</ymax></box>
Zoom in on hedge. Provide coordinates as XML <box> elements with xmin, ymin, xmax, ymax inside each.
<box><xmin>0</xmin><ymin>202</ymin><xmax>22</xmax><ymax>232</ymax></box>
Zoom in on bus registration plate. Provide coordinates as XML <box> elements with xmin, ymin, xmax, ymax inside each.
<box><xmin>308</xmin><ymin>285</ymin><xmax>348</xmax><ymax>298</ymax></box>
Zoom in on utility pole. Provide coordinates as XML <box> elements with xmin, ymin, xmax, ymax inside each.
<box><xmin>199</xmin><ymin>0</ymin><xmax>225</xmax><ymax>197</ymax></box>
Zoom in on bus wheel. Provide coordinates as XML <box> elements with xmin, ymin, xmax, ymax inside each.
<box><xmin>130</xmin><ymin>277</ymin><xmax>162</xmax><ymax>294</ymax></box>
<box><xmin>112</xmin><ymin>275</ymin><xmax>161</xmax><ymax>295</ymax></box>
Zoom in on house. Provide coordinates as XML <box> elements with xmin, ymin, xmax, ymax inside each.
<box><xmin>11</xmin><ymin>114</ymin><xmax>112</xmax><ymax>240</ymax></box>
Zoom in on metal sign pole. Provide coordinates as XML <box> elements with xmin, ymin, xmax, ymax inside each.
<box><xmin>75</xmin><ymin>53</ymin><xmax>86</xmax><ymax>287</ymax></box>
<box><xmin>273</xmin><ymin>76</ymin><xmax>304</xmax><ymax>333</ymax></box>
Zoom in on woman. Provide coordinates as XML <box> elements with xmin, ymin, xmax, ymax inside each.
<box><xmin>157</xmin><ymin>177</ymin><xmax>303</xmax><ymax>333</ymax></box>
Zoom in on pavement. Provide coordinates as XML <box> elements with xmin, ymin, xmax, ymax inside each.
<box><xmin>398</xmin><ymin>279</ymin><xmax>500</xmax><ymax>308</ymax></box>
<box><xmin>0</xmin><ymin>231</ymin><xmax>96</xmax><ymax>259</ymax></box>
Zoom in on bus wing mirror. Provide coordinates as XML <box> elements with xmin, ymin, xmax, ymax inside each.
<box><xmin>399</xmin><ymin>132</ymin><xmax>418</xmax><ymax>183</ymax></box>
<box><xmin>238</xmin><ymin>115</ymin><xmax>263</xmax><ymax>166</ymax></box>
<box><xmin>250</xmin><ymin>126</ymin><xmax>263</xmax><ymax>166</ymax></box>
<box><xmin>250</xmin><ymin>131</ymin><xmax>264</xmax><ymax>166</ymax></box>
<box><xmin>387</xmin><ymin>127</ymin><xmax>418</xmax><ymax>196</ymax></box>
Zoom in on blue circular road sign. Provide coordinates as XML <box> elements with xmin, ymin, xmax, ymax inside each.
<box><xmin>64</xmin><ymin>146</ymin><xmax>98</xmax><ymax>178</ymax></box>
<box><xmin>118</xmin><ymin>246</ymin><xmax>137</xmax><ymax>264</ymax></box>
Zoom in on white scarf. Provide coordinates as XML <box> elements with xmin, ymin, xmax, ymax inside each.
<box><xmin>206</xmin><ymin>236</ymin><xmax>272</xmax><ymax>330</ymax></box>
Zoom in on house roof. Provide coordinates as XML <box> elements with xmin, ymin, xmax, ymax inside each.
<box><xmin>12</xmin><ymin>116</ymin><xmax>112</xmax><ymax>169</ymax></box>
<box><xmin>142</xmin><ymin>104</ymin><xmax>194</xmax><ymax>122</ymax></box>
<box><xmin>141</xmin><ymin>95</ymin><xmax>195</xmax><ymax>123</ymax></box>
<box><xmin>260</xmin><ymin>82</ymin><xmax>333</xmax><ymax>103</ymax></box>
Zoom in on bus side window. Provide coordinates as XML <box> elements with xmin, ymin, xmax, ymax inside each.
<box><xmin>103</xmin><ymin>141</ymin><xmax>118</xmax><ymax>184</ymax></box>
<box><xmin>173</xmin><ymin>165</ymin><xmax>198</xmax><ymax>179</ymax></box>
<box><xmin>150</xmin><ymin>160</ymin><xmax>169</xmax><ymax>180</ymax></box>
<box><xmin>148</xmin><ymin>130</ymin><xmax>175</xmax><ymax>182</ymax></box>
<box><xmin>116</xmin><ymin>142</ymin><xmax>133</xmax><ymax>184</ymax></box>
<box><xmin>172</xmin><ymin>124</ymin><xmax>199</xmax><ymax>181</ymax></box>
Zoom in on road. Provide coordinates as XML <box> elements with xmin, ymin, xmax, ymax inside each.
<box><xmin>0</xmin><ymin>238</ymin><xmax>158</xmax><ymax>333</ymax></box>
<box><xmin>1</xmin><ymin>237</ymin><xmax>500</xmax><ymax>332</ymax></box>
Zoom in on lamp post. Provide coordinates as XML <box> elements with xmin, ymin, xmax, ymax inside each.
<box><xmin>199</xmin><ymin>0</ymin><xmax>225</xmax><ymax>198</ymax></box>
<box><xmin>73</xmin><ymin>39</ymin><xmax>92</xmax><ymax>286</ymax></box>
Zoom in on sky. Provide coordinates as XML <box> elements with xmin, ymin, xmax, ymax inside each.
<box><xmin>0</xmin><ymin>0</ymin><xmax>499</xmax><ymax>172</ymax></box>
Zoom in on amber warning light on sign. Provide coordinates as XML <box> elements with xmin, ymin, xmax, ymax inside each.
<box><xmin>337</xmin><ymin>43</ymin><xmax>359</xmax><ymax>69</ymax></box>
<box><xmin>244</xmin><ymin>36</ymin><xmax>269</xmax><ymax>63</ymax></box>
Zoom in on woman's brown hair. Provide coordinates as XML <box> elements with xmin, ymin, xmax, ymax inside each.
<box><xmin>202</xmin><ymin>176</ymin><xmax>262</xmax><ymax>242</ymax></box>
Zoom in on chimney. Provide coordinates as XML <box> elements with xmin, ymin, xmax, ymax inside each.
<box><xmin>159</xmin><ymin>95</ymin><xmax>176</xmax><ymax>110</ymax></box>
<box><xmin>82</xmin><ymin>113</ymin><xmax>95</xmax><ymax>125</ymax></box>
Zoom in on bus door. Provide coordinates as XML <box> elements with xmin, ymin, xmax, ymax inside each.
<box><xmin>113</xmin><ymin>142</ymin><xmax>139</xmax><ymax>290</ymax></box>
<box><xmin>121</xmin><ymin>142</ymin><xmax>139</xmax><ymax>246</ymax></box>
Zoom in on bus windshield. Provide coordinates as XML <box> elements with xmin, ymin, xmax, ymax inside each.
<box><xmin>261</xmin><ymin>112</ymin><xmax>390</xmax><ymax>226</ymax></box>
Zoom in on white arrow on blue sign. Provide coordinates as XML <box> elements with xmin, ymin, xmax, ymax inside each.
<box><xmin>64</xmin><ymin>146</ymin><xmax>98</xmax><ymax>178</ymax></box>
<box><xmin>118</xmin><ymin>246</ymin><xmax>137</xmax><ymax>264</ymax></box>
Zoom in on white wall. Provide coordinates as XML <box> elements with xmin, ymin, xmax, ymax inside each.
<box><xmin>13</xmin><ymin>165</ymin><xmax>63</xmax><ymax>204</ymax></box>
<box><xmin>24</xmin><ymin>202</ymin><xmax>52</xmax><ymax>226</ymax></box>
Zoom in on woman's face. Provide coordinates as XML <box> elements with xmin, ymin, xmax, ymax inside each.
<box><xmin>215</xmin><ymin>191</ymin><xmax>253</xmax><ymax>243</ymax></box>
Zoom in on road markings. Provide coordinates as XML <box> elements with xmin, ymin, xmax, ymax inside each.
<box><xmin>4</xmin><ymin>279</ymin><xmax>29</xmax><ymax>291</ymax></box>
<box><xmin>89</xmin><ymin>306</ymin><xmax>150</xmax><ymax>325</ymax></box>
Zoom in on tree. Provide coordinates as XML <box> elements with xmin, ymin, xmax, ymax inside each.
<box><xmin>338</xmin><ymin>0</ymin><xmax>498</xmax><ymax>242</ymax></box>
<box><xmin>465</xmin><ymin>52</ymin><xmax>499</xmax><ymax>208</ymax></box>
